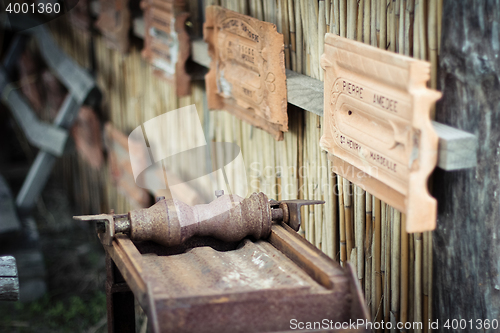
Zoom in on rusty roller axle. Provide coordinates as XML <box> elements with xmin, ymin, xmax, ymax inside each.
<box><xmin>74</xmin><ymin>192</ymin><xmax>323</xmax><ymax>247</ymax></box>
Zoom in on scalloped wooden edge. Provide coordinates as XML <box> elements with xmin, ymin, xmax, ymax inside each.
<box><xmin>320</xmin><ymin>33</ymin><xmax>441</xmax><ymax>233</ymax></box>
<box><xmin>203</xmin><ymin>6</ymin><xmax>288</xmax><ymax>141</ymax></box>
<box><xmin>140</xmin><ymin>0</ymin><xmax>192</xmax><ymax>96</ymax></box>
<box><xmin>95</xmin><ymin>0</ymin><xmax>131</xmax><ymax>53</ymax></box>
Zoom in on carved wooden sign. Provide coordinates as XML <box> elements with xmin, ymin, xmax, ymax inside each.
<box><xmin>204</xmin><ymin>6</ymin><xmax>287</xmax><ymax>141</ymax></box>
<box><xmin>320</xmin><ymin>34</ymin><xmax>442</xmax><ymax>232</ymax></box>
<box><xmin>104</xmin><ymin>123</ymin><xmax>151</xmax><ymax>209</ymax></box>
<box><xmin>71</xmin><ymin>106</ymin><xmax>104</xmax><ymax>169</ymax></box>
<box><xmin>70</xmin><ymin>0</ymin><xmax>92</xmax><ymax>32</ymax></box>
<box><xmin>141</xmin><ymin>0</ymin><xmax>191</xmax><ymax>96</ymax></box>
<box><xmin>95</xmin><ymin>0</ymin><xmax>131</xmax><ymax>53</ymax></box>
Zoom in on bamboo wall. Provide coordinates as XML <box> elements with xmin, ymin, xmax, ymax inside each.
<box><xmin>52</xmin><ymin>0</ymin><xmax>442</xmax><ymax>331</ymax></box>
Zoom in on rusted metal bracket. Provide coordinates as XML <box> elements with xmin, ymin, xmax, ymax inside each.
<box><xmin>270</xmin><ymin>198</ymin><xmax>325</xmax><ymax>232</ymax></box>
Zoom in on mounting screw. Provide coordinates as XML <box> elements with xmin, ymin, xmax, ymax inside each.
<box><xmin>156</xmin><ymin>196</ymin><xmax>165</xmax><ymax>202</ymax></box>
<box><xmin>215</xmin><ymin>190</ymin><xmax>224</xmax><ymax>198</ymax></box>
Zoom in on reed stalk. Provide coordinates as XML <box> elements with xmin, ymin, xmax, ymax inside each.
<box><xmin>340</xmin><ymin>0</ymin><xmax>347</xmax><ymax>37</ymax></box>
<box><xmin>388</xmin><ymin>0</ymin><xmax>395</xmax><ymax>52</ymax></box>
<box><xmin>333</xmin><ymin>0</ymin><xmax>340</xmax><ymax>34</ymax></box>
<box><xmin>294</xmin><ymin>0</ymin><xmax>303</xmax><ymax>73</ymax></box>
<box><xmin>344</xmin><ymin>180</ymin><xmax>353</xmax><ymax>261</ymax></box>
<box><xmin>338</xmin><ymin>175</ymin><xmax>346</xmax><ymax>265</ymax></box>
<box><xmin>370</xmin><ymin>0</ymin><xmax>377</xmax><ymax>46</ymax></box>
<box><xmin>363</xmin><ymin>0</ymin><xmax>371</xmax><ymax>43</ymax></box>
<box><xmin>391</xmin><ymin>209</ymin><xmax>401</xmax><ymax>330</ymax></box>
<box><xmin>318</xmin><ymin>0</ymin><xmax>326</xmax><ymax>81</ymax></box>
<box><xmin>401</xmin><ymin>214</ymin><xmax>409</xmax><ymax>328</ymax></box>
<box><xmin>379</xmin><ymin>0</ymin><xmax>387</xmax><ymax>49</ymax></box>
<box><xmin>414</xmin><ymin>232</ymin><xmax>423</xmax><ymax>333</ymax></box>
<box><xmin>373</xmin><ymin>197</ymin><xmax>382</xmax><ymax>330</ymax></box>
<box><xmin>428</xmin><ymin>0</ymin><xmax>438</xmax><ymax>91</ymax></box>
<box><xmin>384</xmin><ymin>206</ymin><xmax>391</xmax><ymax>331</ymax></box>
<box><xmin>437</xmin><ymin>0</ymin><xmax>442</xmax><ymax>54</ymax></box>
<box><xmin>288</xmin><ymin>0</ymin><xmax>297</xmax><ymax>71</ymax></box>
<box><xmin>357</xmin><ymin>0</ymin><xmax>364</xmax><ymax>41</ymax></box>
<box><xmin>355</xmin><ymin>185</ymin><xmax>365</xmax><ymax>282</ymax></box>
<box><xmin>365</xmin><ymin>192</ymin><xmax>373</xmax><ymax>308</ymax></box>
<box><xmin>347</xmin><ymin>0</ymin><xmax>357</xmax><ymax>40</ymax></box>
<box><xmin>423</xmin><ymin>231</ymin><xmax>429</xmax><ymax>333</ymax></box>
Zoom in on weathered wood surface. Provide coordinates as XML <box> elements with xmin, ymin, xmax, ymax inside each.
<box><xmin>433</xmin><ymin>0</ymin><xmax>500</xmax><ymax>329</ymax></box>
<box><xmin>0</xmin><ymin>256</ymin><xmax>19</xmax><ymax>301</ymax></box>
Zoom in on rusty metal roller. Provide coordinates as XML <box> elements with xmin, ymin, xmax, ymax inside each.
<box><xmin>74</xmin><ymin>192</ymin><xmax>323</xmax><ymax>247</ymax></box>
<box><xmin>129</xmin><ymin>192</ymin><xmax>271</xmax><ymax>246</ymax></box>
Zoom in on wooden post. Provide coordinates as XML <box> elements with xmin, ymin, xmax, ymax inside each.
<box><xmin>0</xmin><ymin>256</ymin><xmax>19</xmax><ymax>301</ymax></box>
<box><xmin>106</xmin><ymin>253</ymin><xmax>136</xmax><ymax>333</ymax></box>
<box><xmin>433</xmin><ymin>0</ymin><xmax>500</xmax><ymax>327</ymax></box>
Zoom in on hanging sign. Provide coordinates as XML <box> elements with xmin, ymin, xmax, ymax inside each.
<box><xmin>204</xmin><ymin>6</ymin><xmax>288</xmax><ymax>140</ymax></box>
<box><xmin>141</xmin><ymin>0</ymin><xmax>191</xmax><ymax>96</ymax></box>
<box><xmin>95</xmin><ymin>0</ymin><xmax>131</xmax><ymax>53</ymax></box>
<box><xmin>320</xmin><ymin>33</ymin><xmax>442</xmax><ymax>232</ymax></box>
<box><xmin>104</xmin><ymin>123</ymin><xmax>151</xmax><ymax>209</ymax></box>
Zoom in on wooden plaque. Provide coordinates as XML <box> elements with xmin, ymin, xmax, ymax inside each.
<box><xmin>204</xmin><ymin>6</ymin><xmax>288</xmax><ymax>141</ymax></box>
<box><xmin>320</xmin><ymin>34</ymin><xmax>442</xmax><ymax>232</ymax></box>
<box><xmin>104</xmin><ymin>123</ymin><xmax>151</xmax><ymax>209</ymax></box>
<box><xmin>95</xmin><ymin>0</ymin><xmax>131</xmax><ymax>53</ymax></box>
<box><xmin>70</xmin><ymin>0</ymin><xmax>91</xmax><ymax>32</ymax></box>
<box><xmin>141</xmin><ymin>0</ymin><xmax>191</xmax><ymax>96</ymax></box>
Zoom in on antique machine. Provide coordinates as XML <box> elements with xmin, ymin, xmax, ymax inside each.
<box><xmin>75</xmin><ymin>192</ymin><xmax>370</xmax><ymax>332</ymax></box>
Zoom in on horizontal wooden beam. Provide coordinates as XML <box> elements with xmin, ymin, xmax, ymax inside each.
<box><xmin>132</xmin><ymin>17</ymin><xmax>477</xmax><ymax>170</ymax></box>
<box><xmin>432</xmin><ymin>121</ymin><xmax>478</xmax><ymax>170</ymax></box>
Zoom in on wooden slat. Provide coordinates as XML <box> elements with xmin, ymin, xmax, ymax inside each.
<box><xmin>106</xmin><ymin>236</ymin><xmax>147</xmax><ymax>301</ymax></box>
<box><xmin>432</xmin><ymin>120</ymin><xmax>478</xmax><ymax>170</ymax></box>
<box><xmin>268</xmin><ymin>223</ymin><xmax>345</xmax><ymax>289</ymax></box>
<box><xmin>191</xmin><ymin>39</ymin><xmax>211</xmax><ymax>68</ymax></box>
<box><xmin>285</xmin><ymin>69</ymin><xmax>324</xmax><ymax>116</ymax></box>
